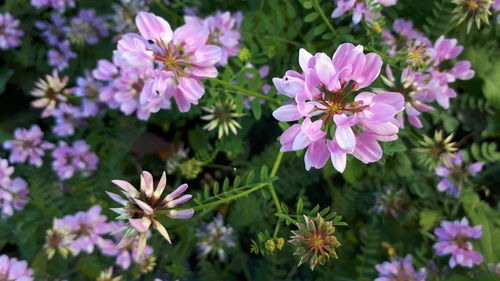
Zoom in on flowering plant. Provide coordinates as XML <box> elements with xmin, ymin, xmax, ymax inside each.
<box><xmin>0</xmin><ymin>0</ymin><xmax>500</xmax><ymax>280</ymax></box>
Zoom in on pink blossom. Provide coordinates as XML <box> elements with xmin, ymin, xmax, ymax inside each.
<box><xmin>51</xmin><ymin>104</ymin><xmax>87</xmax><ymax>137</ymax></box>
<box><xmin>0</xmin><ymin>158</ymin><xmax>14</xmax><ymax>187</ymax></box>
<box><xmin>331</xmin><ymin>0</ymin><xmax>397</xmax><ymax>24</ymax></box>
<box><xmin>0</xmin><ymin>177</ymin><xmax>29</xmax><ymax>218</ymax></box>
<box><xmin>98</xmin><ymin>222</ymin><xmax>153</xmax><ymax>269</ymax></box>
<box><xmin>273</xmin><ymin>44</ymin><xmax>404</xmax><ymax>172</ymax></box>
<box><xmin>434</xmin><ymin>218</ymin><xmax>483</xmax><ymax>268</ymax></box>
<box><xmin>382</xmin><ymin>19</ymin><xmax>431</xmax><ymax>56</ymax></box>
<box><xmin>0</xmin><ymin>13</ymin><xmax>23</xmax><ymax>50</ymax></box>
<box><xmin>114</xmin><ymin>11</ymin><xmax>222</xmax><ymax>113</ymax></box>
<box><xmin>3</xmin><ymin>125</ymin><xmax>54</xmax><ymax>167</ymax></box>
<box><xmin>184</xmin><ymin>11</ymin><xmax>243</xmax><ymax>65</ymax></box>
<box><xmin>59</xmin><ymin>205</ymin><xmax>110</xmax><ymax>255</ymax></box>
<box><xmin>0</xmin><ymin>254</ymin><xmax>34</xmax><ymax>281</ymax></box>
<box><xmin>435</xmin><ymin>151</ymin><xmax>484</xmax><ymax>197</ymax></box>
<box><xmin>51</xmin><ymin>140</ymin><xmax>98</xmax><ymax>180</ymax></box>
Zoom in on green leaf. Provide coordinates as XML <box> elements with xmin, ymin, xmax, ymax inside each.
<box><xmin>304</xmin><ymin>12</ymin><xmax>319</xmax><ymax>22</ymax></box>
<box><xmin>251</xmin><ymin>98</ymin><xmax>262</xmax><ymax>120</ymax></box>
<box><xmin>0</xmin><ymin>69</ymin><xmax>13</xmax><ymax>95</ymax></box>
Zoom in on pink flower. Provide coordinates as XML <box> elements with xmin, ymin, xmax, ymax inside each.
<box><xmin>0</xmin><ymin>13</ymin><xmax>23</xmax><ymax>50</ymax></box>
<box><xmin>51</xmin><ymin>140</ymin><xmax>98</xmax><ymax>180</ymax></box>
<box><xmin>59</xmin><ymin>205</ymin><xmax>110</xmax><ymax>255</ymax></box>
<box><xmin>331</xmin><ymin>0</ymin><xmax>396</xmax><ymax>24</ymax></box>
<box><xmin>184</xmin><ymin>11</ymin><xmax>243</xmax><ymax>65</ymax></box>
<box><xmin>0</xmin><ymin>158</ymin><xmax>14</xmax><ymax>187</ymax></box>
<box><xmin>0</xmin><ymin>177</ymin><xmax>29</xmax><ymax>218</ymax></box>
<box><xmin>273</xmin><ymin>44</ymin><xmax>404</xmax><ymax>172</ymax></box>
<box><xmin>0</xmin><ymin>254</ymin><xmax>34</xmax><ymax>281</ymax></box>
<box><xmin>435</xmin><ymin>151</ymin><xmax>484</xmax><ymax>197</ymax></box>
<box><xmin>98</xmin><ymin>222</ymin><xmax>153</xmax><ymax>269</ymax></box>
<box><xmin>107</xmin><ymin>171</ymin><xmax>194</xmax><ymax>256</ymax></box>
<box><xmin>3</xmin><ymin>125</ymin><xmax>54</xmax><ymax>167</ymax></box>
<box><xmin>434</xmin><ymin>218</ymin><xmax>483</xmax><ymax>268</ymax></box>
<box><xmin>382</xmin><ymin>19</ymin><xmax>431</xmax><ymax>56</ymax></box>
<box><xmin>114</xmin><ymin>11</ymin><xmax>222</xmax><ymax>113</ymax></box>
<box><xmin>51</xmin><ymin>104</ymin><xmax>87</xmax><ymax>137</ymax></box>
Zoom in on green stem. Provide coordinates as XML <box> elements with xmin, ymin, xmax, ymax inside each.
<box><xmin>268</xmin><ymin>151</ymin><xmax>284</xmax><ymax>212</ymax></box>
<box><xmin>208</xmin><ymin>78</ymin><xmax>280</xmax><ymax>104</ymax></box>
<box><xmin>152</xmin><ymin>0</ymin><xmax>182</xmax><ymax>21</ymax></box>
<box><xmin>189</xmin><ymin>182</ymin><xmax>269</xmax><ymax>211</ymax></box>
<box><xmin>311</xmin><ymin>0</ymin><xmax>339</xmax><ymax>37</ymax></box>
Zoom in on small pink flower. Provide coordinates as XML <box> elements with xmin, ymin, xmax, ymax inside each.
<box><xmin>3</xmin><ymin>125</ymin><xmax>54</xmax><ymax>167</ymax></box>
<box><xmin>0</xmin><ymin>177</ymin><xmax>29</xmax><ymax>218</ymax></box>
<box><xmin>107</xmin><ymin>171</ymin><xmax>194</xmax><ymax>256</ymax></box>
<box><xmin>0</xmin><ymin>13</ymin><xmax>23</xmax><ymax>50</ymax></box>
<box><xmin>0</xmin><ymin>158</ymin><xmax>14</xmax><ymax>187</ymax></box>
<box><xmin>273</xmin><ymin>44</ymin><xmax>404</xmax><ymax>172</ymax></box>
<box><xmin>0</xmin><ymin>254</ymin><xmax>34</xmax><ymax>281</ymax></box>
<box><xmin>114</xmin><ymin>11</ymin><xmax>222</xmax><ymax>113</ymax></box>
<box><xmin>51</xmin><ymin>140</ymin><xmax>98</xmax><ymax>180</ymax></box>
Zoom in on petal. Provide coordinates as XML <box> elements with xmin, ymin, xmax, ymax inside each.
<box><xmin>152</xmin><ymin>219</ymin><xmax>171</xmax><ymax>243</ymax></box>
<box><xmin>129</xmin><ymin>217</ymin><xmax>151</xmax><ymax>233</ymax></box>
<box><xmin>272</xmin><ymin>105</ymin><xmax>302</xmax><ymax>122</ymax></box>
<box><xmin>168</xmin><ymin>209</ymin><xmax>194</xmax><ymax>219</ymax></box>
<box><xmin>135</xmin><ymin>11</ymin><xmax>173</xmax><ymax>41</ymax></box>
<box><xmin>335</xmin><ymin>125</ymin><xmax>356</xmax><ymax>152</ymax></box>
<box><xmin>299</xmin><ymin>48</ymin><xmax>313</xmax><ymax>72</ymax></box>
<box><xmin>164</xmin><ymin>183</ymin><xmax>188</xmax><ymax>201</ymax></box>
<box><xmin>352</xmin><ymin>133</ymin><xmax>383</xmax><ymax>163</ymax></box>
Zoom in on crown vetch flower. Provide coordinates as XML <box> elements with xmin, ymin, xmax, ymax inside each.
<box><xmin>289</xmin><ymin>214</ymin><xmax>341</xmax><ymax>270</ymax></box>
<box><xmin>0</xmin><ymin>158</ymin><xmax>14</xmax><ymax>188</ymax></box>
<box><xmin>0</xmin><ymin>254</ymin><xmax>34</xmax><ymax>281</ymax></box>
<box><xmin>382</xmin><ymin>19</ymin><xmax>431</xmax><ymax>56</ymax></box>
<box><xmin>435</xmin><ymin>151</ymin><xmax>484</xmax><ymax>197</ymax></box>
<box><xmin>114</xmin><ymin>11</ymin><xmax>222</xmax><ymax>113</ymax></box>
<box><xmin>273</xmin><ymin>44</ymin><xmax>404</xmax><ymax>172</ymax></box>
<box><xmin>51</xmin><ymin>140</ymin><xmax>99</xmax><ymax>180</ymax></box>
<box><xmin>99</xmin><ymin>221</ymin><xmax>154</xmax><ymax>270</ymax></box>
<box><xmin>107</xmin><ymin>171</ymin><xmax>194</xmax><ymax>256</ymax></box>
<box><xmin>331</xmin><ymin>0</ymin><xmax>398</xmax><ymax>25</ymax></box>
<box><xmin>375</xmin><ymin>255</ymin><xmax>427</xmax><ymax>281</ymax></box>
<box><xmin>0</xmin><ymin>177</ymin><xmax>29</xmax><ymax>218</ymax></box>
<box><xmin>31</xmin><ymin>0</ymin><xmax>75</xmax><ymax>12</ymax></box>
<box><xmin>31</xmin><ymin>70</ymin><xmax>70</xmax><ymax>118</ymax></box>
<box><xmin>196</xmin><ymin>213</ymin><xmax>236</xmax><ymax>261</ymax></box>
<box><xmin>51</xmin><ymin>104</ymin><xmax>87</xmax><ymax>137</ymax></box>
<box><xmin>48</xmin><ymin>40</ymin><xmax>77</xmax><ymax>71</ymax></box>
<box><xmin>3</xmin><ymin>125</ymin><xmax>54</xmax><ymax>167</ymax></box>
<box><xmin>44</xmin><ymin>218</ymin><xmax>75</xmax><ymax>259</ymax></box>
<box><xmin>0</xmin><ymin>13</ymin><xmax>23</xmax><ymax>50</ymax></box>
<box><xmin>67</xmin><ymin>9</ymin><xmax>108</xmax><ymax>45</ymax></box>
<box><xmin>184</xmin><ymin>11</ymin><xmax>243</xmax><ymax>65</ymax></box>
<box><xmin>60</xmin><ymin>205</ymin><xmax>110</xmax><ymax>255</ymax></box>
<box><xmin>433</xmin><ymin>217</ymin><xmax>483</xmax><ymax>268</ymax></box>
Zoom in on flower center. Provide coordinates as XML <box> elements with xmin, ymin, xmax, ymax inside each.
<box><xmin>152</xmin><ymin>40</ymin><xmax>189</xmax><ymax>78</ymax></box>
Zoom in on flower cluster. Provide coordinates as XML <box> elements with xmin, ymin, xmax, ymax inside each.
<box><xmin>66</xmin><ymin>9</ymin><xmax>108</xmax><ymax>46</ymax></box>
<box><xmin>289</xmin><ymin>214</ymin><xmax>341</xmax><ymax>270</ymax></box>
<box><xmin>99</xmin><ymin>222</ymin><xmax>154</xmax><ymax>270</ymax></box>
<box><xmin>184</xmin><ymin>11</ymin><xmax>243</xmax><ymax>65</ymax></box>
<box><xmin>196</xmin><ymin>213</ymin><xmax>236</xmax><ymax>261</ymax></box>
<box><xmin>433</xmin><ymin>217</ymin><xmax>483</xmax><ymax>268</ymax></box>
<box><xmin>371</xmin><ymin>186</ymin><xmax>409</xmax><ymax>218</ymax></box>
<box><xmin>0</xmin><ymin>177</ymin><xmax>29</xmax><ymax>218</ymax></box>
<box><xmin>107</xmin><ymin>171</ymin><xmax>194</xmax><ymax>256</ymax></box>
<box><xmin>375</xmin><ymin>255</ymin><xmax>427</xmax><ymax>281</ymax></box>
<box><xmin>382</xmin><ymin>19</ymin><xmax>431</xmax><ymax>56</ymax></box>
<box><xmin>0</xmin><ymin>254</ymin><xmax>34</xmax><ymax>281</ymax></box>
<box><xmin>51</xmin><ymin>140</ymin><xmax>99</xmax><ymax>180</ymax></box>
<box><xmin>43</xmin><ymin>205</ymin><xmax>150</xmax><ymax>271</ymax></box>
<box><xmin>3</xmin><ymin>125</ymin><xmax>54</xmax><ymax>167</ymax></box>
<box><xmin>382</xmin><ymin>35</ymin><xmax>474</xmax><ymax>128</ymax></box>
<box><xmin>0</xmin><ymin>158</ymin><xmax>14</xmax><ymax>188</ymax></box>
<box><xmin>110</xmin><ymin>0</ymin><xmax>149</xmax><ymax>36</ymax></box>
<box><xmin>273</xmin><ymin>44</ymin><xmax>404</xmax><ymax>172</ymax></box>
<box><xmin>113</xmin><ymin>11</ymin><xmax>222</xmax><ymax>113</ymax></box>
<box><xmin>0</xmin><ymin>13</ymin><xmax>23</xmax><ymax>50</ymax></box>
<box><xmin>435</xmin><ymin>151</ymin><xmax>484</xmax><ymax>197</ymax></box>
<box><xmin>31</xmin><ymin>0</ymin><xmax>75</xmax><ymax>12</ymax></box>
<box><xmin>30</xmin><ymin>70</ymin><xmax>70</xmax><ymax>118</ymax></box>
<box><xmin>331</xmin><ymin>0</ymin><xmax>398</xmax><ymax>25</ymax></box>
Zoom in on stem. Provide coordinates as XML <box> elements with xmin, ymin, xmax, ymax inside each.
<box><xmin>188</xmin><ymin>182</ymin><xmax>269</xmax><ymax>211</ymax></box>
<box><xmin>311</xmin><ymin>0</ymin><xmax>339</xmax><ymax>37</ymax></box>
<box><xmin>268</xmin><ymin>151</ymin><xmax>284</xmax><ymax>212</ymax></box>
<box><xmin>152</xmin><ymin>0</ymin><xmax>182</xmax><ymax>21</ymax></box>
<box><xmin>208</xmin><ymin>78</ymin><xmax>281</xmax><ymax>104</ymax></box>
